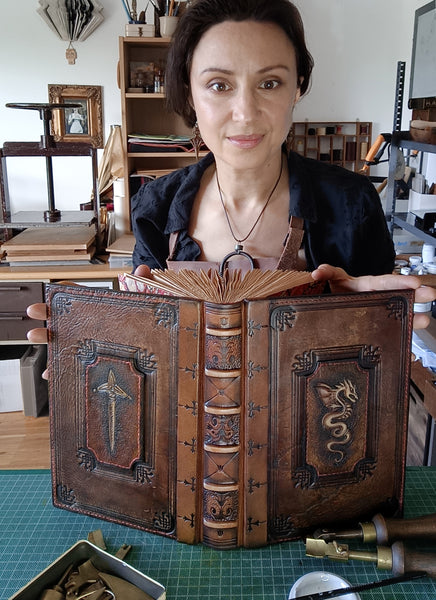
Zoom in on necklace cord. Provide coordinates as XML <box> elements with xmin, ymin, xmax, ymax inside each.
<box><xmin>216</xmin><ymin>155</ymin><xmax>284</xmax><ymax>252</ymax></box>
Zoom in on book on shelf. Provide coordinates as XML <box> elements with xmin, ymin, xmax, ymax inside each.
<box><xmin>127</xmin><ymin>133</ymin><xmax>208</xmax><ymax>154</ymax></box>
<box><xmin>128</xmin><ymin>133</ymin><xmax>195</xmax><ymax>153</ymax></box>
<box><xmin>46</xmin><ymin>267</ymin><xmax>413</xmax><ymax>549</ymax></box>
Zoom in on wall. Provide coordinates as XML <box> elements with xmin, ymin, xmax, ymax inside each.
<box><xmin>0</xmin><ymin>0</ymin><xmax>426</xmax><ymax>215</ymax></box>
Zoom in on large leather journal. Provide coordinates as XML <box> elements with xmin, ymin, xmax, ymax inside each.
<box><xmin>46</xmin><ymin>283</ymin><xmax>413</xmax><ymax>549</ymax></box>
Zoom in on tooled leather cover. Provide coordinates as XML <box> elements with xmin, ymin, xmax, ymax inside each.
<box><xmin>47</xmin><ymin>284</ymin><xmax>413</xmax><ymax>548</ymax></box>
<box><xmin>243</xmin><ymin>289</ymin><xmax>413</xmax><ymax>547</ymax></box>
<box><xmin>47</xmin><ymin>284</ymin><xmax>202</xmax><ymax>542</ymax></box>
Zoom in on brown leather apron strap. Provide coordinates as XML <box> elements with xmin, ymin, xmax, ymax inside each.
<box><xmin>168</xmin><ymin>231</ymin><xmax>180</xmax><ymax>260</ymax></box>
<box><xmin>167</xmin><ymin>217</ymin><xmax>304</xmax><ymax>272</ymax></box>
<box><xmin>276</xmin><ymin>216</ymin><xmax>304</xmax><ymax>270</ymax></box>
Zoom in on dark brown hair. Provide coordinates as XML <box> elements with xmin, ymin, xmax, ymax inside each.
<box><xmin>165</xmin><ymin>0</ymin><xmax>314</xmax><ymax>127</ymax></box>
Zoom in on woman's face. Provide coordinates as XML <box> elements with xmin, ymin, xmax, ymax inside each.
<box><xmin>189</xmin><ymin>20</ymin><xmax>300</xmax><ymax>171</ymax></box>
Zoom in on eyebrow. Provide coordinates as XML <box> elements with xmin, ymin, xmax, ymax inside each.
<box><xmin>200</xmin><ymin>64</ymin><xmax>291</xmax><ymax>76</ymax></box>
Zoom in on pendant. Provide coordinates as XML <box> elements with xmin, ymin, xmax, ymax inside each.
<box><xmin>66</xmin><ymin>45</ymin><xmax>77</xmax><ymax>65</ymax></box>
<box><xmin>235</xmin><ymin>243</ymin><xmax>243</xmax><ymax>253</ymax></box>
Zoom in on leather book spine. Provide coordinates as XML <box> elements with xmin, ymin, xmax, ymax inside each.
<box><xmin>202</xmin><ymin>302</ymin><xmax>242</xmax><ymax>549</ymax></box>
<box><xmin>175</xmin><ymin>299</ymin><xmax>203</xmax><ymax>544</ymax></box>
<box><xmin>243</xmin><ymin>300</ymin><xmax>270</xmax><ymax>547</ymax></box>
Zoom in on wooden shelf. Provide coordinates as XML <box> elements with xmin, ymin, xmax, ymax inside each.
<box><xmin>125</xmin><ymin>92</ymin><xmax>166</xmax><ymax>99</ymax></box>
<box><xmin>127</xmin><ymin>151</ymin><xmax>207</xmax><ymax>159</ymax></box>
<box><xmin>291</xmin><ymin>121</ymin><xmax>372</xmax><ymax>173</ymax></box>
<box><xmin>122</xmin><ymin>36</ymin><xmax>172</xmax><ymax>46</ymax></box>
<box><xmin>119</xmin><ymin>36</ymin><xmax>197</xmax><ymax>226</ymax></box>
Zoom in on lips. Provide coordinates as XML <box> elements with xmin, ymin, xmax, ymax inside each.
<box><xmin>227</xmin><ymin>134</ymin><xmax>264</xmax><ymax>149</ymax></box>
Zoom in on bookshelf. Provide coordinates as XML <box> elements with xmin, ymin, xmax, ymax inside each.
<box><xmin>291</xmin><ymin>120</ymin><xmax>372</xmax><ymax>173</ymax></box>
<box><xmin>118</xmin><ymin>36</ymin><xmax>206</xmax><ymax>230</ymax></box>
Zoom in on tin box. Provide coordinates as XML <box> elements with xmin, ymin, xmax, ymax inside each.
<box><xmin>8</xmin><ymin>540</ymin><xmax>166</xmax><ymax>600</ymax></box>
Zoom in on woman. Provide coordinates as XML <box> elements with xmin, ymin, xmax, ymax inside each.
<box><xmin>129</xmin><ymin>0</ymin><xmax>434</xmax><ymax>321</ymax></box>
<box><xmin>28</xmin><ymin>0</ymin><xmax>435</xmax><ymax>346</ymax></box>
<box><xmin>133</xmin><ymin>0</ymin><xmax>395</xmax><ymax>278</ymax></box>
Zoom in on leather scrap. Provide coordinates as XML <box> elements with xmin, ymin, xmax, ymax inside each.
<box><xmin>88</xmin><ymin>529</ymin><xmax>107</xmax><ymax>550</ymax></box>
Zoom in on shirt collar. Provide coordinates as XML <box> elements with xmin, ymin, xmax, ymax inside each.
<box><xmin>165</xmin><ymin>150</ymin><xmax>317</xmax><ymax>234</ymax></box>
<box><xmin>165</xmin><ymin>153</ymin><xmax>215</xmax><ymax>234</ymax></box>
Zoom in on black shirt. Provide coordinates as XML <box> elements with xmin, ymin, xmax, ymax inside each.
<box><xmin>131</xmin><ymin>151</ymin><xmax>395</xmax><ymax>276</ymax></box>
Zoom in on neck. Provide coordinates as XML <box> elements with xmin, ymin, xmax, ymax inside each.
<box><xmin>214</xmin><ymin>152</ymin><xmax>285</xmax><ymax>209</ymax></box>
<box><xmin>216</xmin><ymin>153</ymin><xmax>284</xmax><ymax>249</ymax></box>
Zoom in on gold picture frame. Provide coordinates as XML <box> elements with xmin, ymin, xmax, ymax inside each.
<box><xmin>48</xmin><ymin>84</ymin><xmax>103</xmax><ymax>148</ymax></box>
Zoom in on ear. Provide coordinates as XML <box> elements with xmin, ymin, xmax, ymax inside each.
<box><xmin>294</xmin><ymin>89</ymin><xmax>301</xmax><ymax>106</ymax></box>
<box><xmin>294</xmin><ymin>77</ymin><xmax>304</xmax><ymax>105</ymax></box>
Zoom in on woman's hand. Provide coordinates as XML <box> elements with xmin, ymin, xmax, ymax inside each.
<box><xmin>312</xmin><ymin>263</ymin><xmax>436</xmax><ymax>329</ymax></box>
<box><xmin>27</xmin><ymin>303</ymin><xmax>49</xmax><ymax>342</ymax></box>
<box><xmin>133</xmin><ymin>264</ymin><xmax>152</xmax><ymax>278</ymax></box>
<box><xmin>25</xmin><ymin>267</ymin><xmax>154</xmax><ymax>380</ymax></box>
<box><xmin>26</xmin><ymin>303</ymin><xmax>49</xmax><ymax>379</ymax></box>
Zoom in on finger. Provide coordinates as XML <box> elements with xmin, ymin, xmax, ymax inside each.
<box><xmin>41</xmin><ymin>368</ymin><xmax>49</xmax><ymax>381</ymax></box>
<box><xmin>311</xmin><ymin>264</ymin><xmax>350</xmax><ymax>282</ymax></box>
<box><xmin>413</xmin><ymin>313</ymin><xmax>431</xmax><ymax>330</ymax></box>
<box><xmin>349</xmin><ymin>273</ymin><xmax>423</xmax><ymax>293</ymax></box>
<box><xmin>415</xmin><ymin>285</ymin><xmax>436</xmax><ymax>304</ymax></box>
<box><xmin>313</xmin><ymin>266</ymin><xmax>424</xmax><ymax>293</ymax></box>
<box><xmin>134</xmin><ymin>264</ymin><xmax>152</xmax><ymax>278</ymax></box>
<box><xmin>27</xmin><ymin>327</ymin><xmax>48</xmax><ymax>344</ymax></box>
<box><xmin>27</xmin><ymin>303</ymin><xmax>48</xmax><ymax>321</ymax></box>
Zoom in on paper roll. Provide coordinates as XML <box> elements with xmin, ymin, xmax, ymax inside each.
<box><xmin>113</xmin><ymin>194</ymin><xmax>127</xmax><ymax>238</ymax></box>
<box><xmin>113</xmin><ymin>177</ymin><xmax>125</xmax><ymax>197</ymax></box>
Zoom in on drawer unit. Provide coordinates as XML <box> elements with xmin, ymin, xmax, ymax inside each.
<box><xmin>0</xmin><ymin>282</ymin><xmax>45</xmax><ymax>341</ymax></box>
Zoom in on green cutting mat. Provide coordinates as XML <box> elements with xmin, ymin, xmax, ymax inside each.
<box><xmin>1</xmin><ymin>467</ymin><xmax>436</xmax><ymax>600</ymax></box>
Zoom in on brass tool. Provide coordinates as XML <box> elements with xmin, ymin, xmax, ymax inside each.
<box><xmin>305</xmin><ymin>538</ymin><xmax>436</xmax><ymax>578</ymax></box>
<box><xmin>313</xmin><ymin>512</ymin><xmax>436</xmax><ymax>544</ymax></box>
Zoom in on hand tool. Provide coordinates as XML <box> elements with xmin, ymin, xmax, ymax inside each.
<box><xmin>313</xmin><ymin>512</ymin><xmax>436</xmax><ymax>545</ymax></box>
<box><xmin>305</xmin><ymin>538</ymin><xmax>436</xmax><ymax>578</ymax></box>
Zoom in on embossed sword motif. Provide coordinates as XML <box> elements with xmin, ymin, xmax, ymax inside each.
<box><xmin>97</xmin><ymin>369</ymin><xmax>132</xmax><ymax>453</ymax></box>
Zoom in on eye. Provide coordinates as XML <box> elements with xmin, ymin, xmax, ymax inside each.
<box><xmin>260</xmin><ymin>79</ymin><xmax>280</xmax><ymax>90</ymax></box>
<box><xmin>208</xmin><ymin>81</ymin><xmax>231</xmax><ymax>92</ymax></box>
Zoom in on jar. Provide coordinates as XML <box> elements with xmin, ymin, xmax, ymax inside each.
<box><xmin>422</xmin><ymin>243</ymin><xmax>435</xmax><ymax>264</ymax></box>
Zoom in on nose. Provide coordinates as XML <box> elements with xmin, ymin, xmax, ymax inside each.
<box><xmin>232</xmin><ymin>87</ymin><xmax>260</xmax><ymax>123</ymax></box>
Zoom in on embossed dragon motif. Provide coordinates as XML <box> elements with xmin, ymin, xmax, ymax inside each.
<box><xmin>315</xmin><ymin>379</ymin><xmax>358</xmax><ymax>464</ymax></box>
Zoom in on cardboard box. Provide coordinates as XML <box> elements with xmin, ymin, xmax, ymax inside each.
<box><xmin>0</xmin><ymin>346</ymin><xmax>27</xmax><ymax>413</ymax></box>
